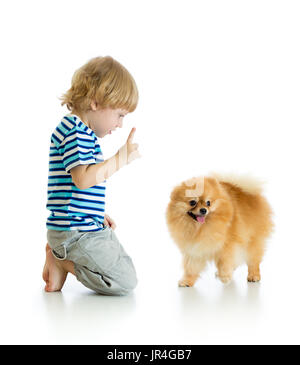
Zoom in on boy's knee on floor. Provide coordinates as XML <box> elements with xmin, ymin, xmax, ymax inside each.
<box><xmin>76</xmin><ymin>253</ymin><xmax>138</xmax><ymax>296</ymax></box>
<box><xmin>97</xmin><ymin>277</ymin><xmax>137</xmax><ymax>296</ymax></box>
<box><xmin>125</xmin><ymin>271</ymin><xmax>138</xmax><ymax>291</ymax></box>
<box><xmin>92</xmin><ymin>265</ymin><xmax>138</xmax><ymax>296</ymax></box>
<box><xmin>114</xmin><ymin>266</ymin><xmax>138</xmax><ymax>295</ymax></box>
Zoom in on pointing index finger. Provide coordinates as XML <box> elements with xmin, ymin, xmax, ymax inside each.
<box><xmin>127</xmin><ymin>127</ymin><xmax>136</xmax><ymax>143</ymax></box>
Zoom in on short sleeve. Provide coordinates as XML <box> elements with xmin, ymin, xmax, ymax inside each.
<box><xmin>58</xmin><ymin>125</ymin><xmax>97</xmax><ymax>173</ymax></box>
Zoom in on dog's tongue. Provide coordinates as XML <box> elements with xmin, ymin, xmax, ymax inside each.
<box><xmin>197</xmin><ymin>216</ymin><xmax>205</xmax><ymax>223</ymax></box>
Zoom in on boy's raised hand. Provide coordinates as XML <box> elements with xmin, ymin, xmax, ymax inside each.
<box><xmin>120</xmin><ymin>127</ymin><xmax>141</xmax><ymax>165</ymax></box>
<box><xmin>95</xmin><ymin>127</ymin><xmax>141</xmax><ymax>185</ymax></box>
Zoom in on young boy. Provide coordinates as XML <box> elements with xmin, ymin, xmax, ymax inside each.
<box><xmin>43</xmin><ymin>56</ymin><xmax>141</xmax><ymax>296</ymax></box>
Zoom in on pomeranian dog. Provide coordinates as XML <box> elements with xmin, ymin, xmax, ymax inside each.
<box><xmin>166</xmin><ymin>173</ymin><xmax>274</xmax><ymax>286</ymax></box>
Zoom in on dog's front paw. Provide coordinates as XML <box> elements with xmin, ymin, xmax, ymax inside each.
<box><xmin>215</xmin><ymin>271</ymin><xmax>232</xmax><ymax>285</ymax></box>
<box><xmin>178</xmin><ymin>278</ymin><xmax>193</xmax><ymax>287</ymax></box>
<box><xmin>247</xmin><ymin>273</ymin><xmax>261</xmax><ymax>282</ymax></box>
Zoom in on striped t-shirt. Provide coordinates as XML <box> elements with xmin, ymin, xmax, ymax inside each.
<box><xmin>46</xmin><ymin>113</ymin><xmax>106</xmax><ymax>232</ymax></box>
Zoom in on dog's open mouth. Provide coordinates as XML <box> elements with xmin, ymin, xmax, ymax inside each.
<box><xmin>187</xmin><ymin>211</ymin><xmax>206</xmax><ymax>223</ymax></box>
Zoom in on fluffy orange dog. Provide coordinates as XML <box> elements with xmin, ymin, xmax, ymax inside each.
<box><xmin>166</xmin><ymin>173</ymin><xmax>274</xmax><ymax>286</ymax></box>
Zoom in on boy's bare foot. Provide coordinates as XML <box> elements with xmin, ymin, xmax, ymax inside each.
<box><xmin>42</xmin><ymin>244</ymin><xmax>68</xmax><ymax>292</ymax></box>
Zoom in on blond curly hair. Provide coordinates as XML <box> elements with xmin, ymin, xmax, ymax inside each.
<box><xmin>60</xmin><ymin>56</ymin><xmax>138</xmax><ymax>113</ymax></box>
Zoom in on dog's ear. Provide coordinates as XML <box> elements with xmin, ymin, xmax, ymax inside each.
<box><xmin>212</xmin><ymin>177</ymin><xmax>222</xmax><ymax>189</ymax></box>
<box><xmin>170</xmin><ymin>185</ymin><xmax>183</xmax><ymax>201</ymax></box>
<box><xmin>207</xmin><ymin>172</ymin><xmax>223</xmax><ymax>191</ymax></box>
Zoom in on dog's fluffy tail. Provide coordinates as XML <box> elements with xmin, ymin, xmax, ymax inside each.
<box><xmin>209</xmin><ymin>171</ymin><xmax>266</xmax><ymax>195</ymax></box>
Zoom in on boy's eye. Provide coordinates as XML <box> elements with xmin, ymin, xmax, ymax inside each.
<box><xmin>206</xmin><ymin>201</ymin><xmax>211</xmax><ymax>206</ymax></box>
<box><xmin>189</xmin><ymin>200</ymin><xmax>197</xmax><ymax>207</ymax></box>
<box><xmin>119</xmin><ymin>114</ymin><xmax>124</xmax><ymax>118</ymax></box>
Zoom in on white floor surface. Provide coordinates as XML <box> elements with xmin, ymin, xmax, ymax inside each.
<box><xmin>1</xmin><ymin>214</ymin><xmax>299</xmax><ymax>345</ymax></box>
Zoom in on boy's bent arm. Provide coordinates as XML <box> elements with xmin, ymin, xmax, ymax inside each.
<box><xmin>71</xmin><ymin>153</ymin><xmax>119</xmax><ymax>190</ymax></box>
<box><xmin>71</xmin><ymin>128</ymin><xmax>141</xmax><ymax>190</ymax></box>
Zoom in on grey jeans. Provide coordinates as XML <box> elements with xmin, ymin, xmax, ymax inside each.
<box><xmin>47</xmin><ymin>225</ymin><xmax>137</xmax><ymax>296</ymax></box>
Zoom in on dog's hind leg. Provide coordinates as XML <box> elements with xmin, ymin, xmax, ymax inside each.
<box><xmin>246</xmin><ymin>237</ymin><xmax>266</xmax><ymax>282</ymax></box>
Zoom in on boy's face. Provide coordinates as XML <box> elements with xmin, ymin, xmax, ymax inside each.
<box><xmin>87</xmin><ymin>102</ymin><xmax>129</xmax><ymax>138</ymax></box>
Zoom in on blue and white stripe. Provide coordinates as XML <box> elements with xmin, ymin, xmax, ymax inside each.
<box><xmin>46</xmin><ymin>113</ymin><xmax>106</xmax><ymax>232</ymax></box>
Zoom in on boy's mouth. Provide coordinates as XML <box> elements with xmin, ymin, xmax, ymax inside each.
<box><xmin>187</xmin><ymin>211</ymin><xmax>206</xmax><ymax>223</ymax></box>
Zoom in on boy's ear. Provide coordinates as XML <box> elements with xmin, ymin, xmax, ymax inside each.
<box><xmin>90</xmin><ymin>100</ymin><xmax>98</xmax><ymax>111</ymax></box>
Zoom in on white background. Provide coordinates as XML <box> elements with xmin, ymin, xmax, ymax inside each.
<box><xmin>0</xmin><ymin>0</ymin><xmax>299</xmax><ymax>345</ymax></box>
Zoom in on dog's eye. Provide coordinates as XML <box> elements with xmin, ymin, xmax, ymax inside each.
<box><xmin>206</xmin><ymin>201</ymin><xmax>211</xmax><ymax>207</ymax></box>
<box><xmin>189</xmin><ymin>200</ymin><xmax>197</xmax><ymax>206</ymax></box>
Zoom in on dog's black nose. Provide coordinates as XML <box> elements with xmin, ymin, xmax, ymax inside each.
<box><xmin>200</xmin><ymin>208</ymin><xmax>207</xmax><ymax>215</ymax></box>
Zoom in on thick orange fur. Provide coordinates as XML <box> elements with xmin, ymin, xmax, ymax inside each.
<box><xmin>165</xmin><ymin>173</ymin><xmax>274</xmax><ymax>286</ymax></box>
